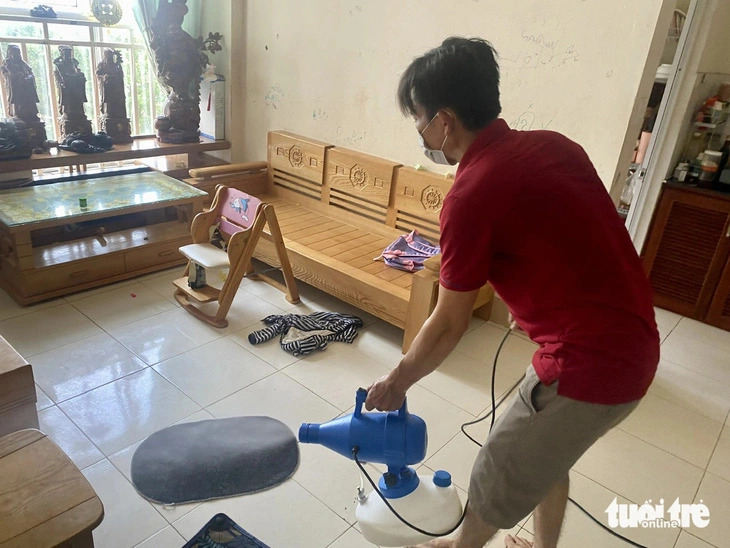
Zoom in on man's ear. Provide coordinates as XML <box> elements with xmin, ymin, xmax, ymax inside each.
<box><xmin>440</xmin><ymin>109</ymin><xmax>457</xmax><ymax>137</ymax></box>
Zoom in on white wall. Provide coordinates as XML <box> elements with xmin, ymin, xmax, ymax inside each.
<box><xmin>231</xmin><ymin>0</ymin><xmax>672</xmax><ymax>190</ymax></box>
<box><xmin>199</xmin><ymin>0</ymin><xmax>233</xmax><ymax>162</ymax></box>
<box><xmin>698</xmin><ymin>0</ymin><xmax>730</xmax><ymax>74</ymax></box>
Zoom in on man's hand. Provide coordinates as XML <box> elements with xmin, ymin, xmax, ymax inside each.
<box><xmin>365</xmin><ymin>374</ymin><xmax>406</xmax><ymax>411</ymax></box>
<box><xmin>365</xmin><ymin>285</ymin><xmax>477</xmax><ymax>412</ymax></box>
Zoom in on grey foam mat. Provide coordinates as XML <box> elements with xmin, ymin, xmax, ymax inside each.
<box><xmin>131</xmin><ymin>416</ymin><xmax>299</xmax><ymax>504</ymax></box>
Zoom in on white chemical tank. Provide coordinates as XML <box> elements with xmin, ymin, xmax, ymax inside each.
<box><xmin>356</xmin><ymin>470</ymin><xmax>463</xmax><ymax>547</ymax></box>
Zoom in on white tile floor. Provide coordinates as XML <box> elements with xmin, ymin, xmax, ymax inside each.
<box><xmin>3</xmin><ymin>267</ymin><xmax>729</xmax><ymax>548</ymax></box>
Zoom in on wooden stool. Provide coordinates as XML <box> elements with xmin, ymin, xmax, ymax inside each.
<box><xmin>0</xmin><ymin>429</ymin><xmax>104</xmax><ymax>548</ymax></box>
<box><xmin>0</xmin><ymin>336</ymin><xmax>38</xmax><ymax>438</ymax></box>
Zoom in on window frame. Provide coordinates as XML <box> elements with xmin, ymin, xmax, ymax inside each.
<box><xmin>0</xmin><ymin>13</ymin><xmax>161</xmax><ymax>141</ymax></box>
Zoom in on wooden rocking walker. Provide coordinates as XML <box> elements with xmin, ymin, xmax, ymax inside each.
<box><xmin>173</xmin><ymin>184</ymin><xmax>299</xmax><ymax>327</ymax></box>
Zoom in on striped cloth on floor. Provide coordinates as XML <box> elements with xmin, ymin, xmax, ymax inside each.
<box><xmin>247</xmin><ymin>311</ymin><xmax>364</xmax><ymax>356</ymax></box>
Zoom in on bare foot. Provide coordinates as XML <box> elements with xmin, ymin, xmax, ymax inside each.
<box><xmin>504</xmin><ymin>534</ymin><xmax>533</xmax><ymax>547</ymax></box>
<box><xmin>407</xmin><ymin>540</ymin><xmax>453</xmax><ymax>548</ymax></box>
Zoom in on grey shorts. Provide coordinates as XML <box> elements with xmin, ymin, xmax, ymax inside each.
<box><xmin>468</xmin><ymin>364</ymin><xmax>640</xmax><ymax>529</ymax></box>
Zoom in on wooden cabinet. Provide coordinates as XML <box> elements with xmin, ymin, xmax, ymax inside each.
<box><xmin>642</xmin><ymin>183</ymin><xmax>730</xmax><ymax>328</ymax></box>
<box><xmin>707</xmin><ymin>258</ymin><xmax>730</xmax><ymax>329</ymax></box>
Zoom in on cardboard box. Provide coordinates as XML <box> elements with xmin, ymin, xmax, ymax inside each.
<box><xmin>199</xmin><ymin>76</ymin><xmax>225</xmax><ymax>141</ymax></box>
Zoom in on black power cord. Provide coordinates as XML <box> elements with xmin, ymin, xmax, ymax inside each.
<box><xmin>353</xmin><ymin>448</ymin><xmax>467</xmax><ymax>537</ymax></box>
<box><xmin>355</xmin><ymin>326</ymin><xmax>648</xmax><ymax>547</ymax></box>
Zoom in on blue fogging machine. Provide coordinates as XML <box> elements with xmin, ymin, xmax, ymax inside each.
<box><xmin>299</xmin><ymin>388</ymin><xmax>463</xmax><ymax>546</ymax></box>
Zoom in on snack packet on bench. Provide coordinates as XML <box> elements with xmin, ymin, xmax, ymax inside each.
<box><xmin>376</xmin><ymin>230</ymin><xmax>440</xmax><ymax>272</ymax></box>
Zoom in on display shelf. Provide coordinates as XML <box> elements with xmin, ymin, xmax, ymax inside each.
<box><xmin>0</xmin><ymin>136</ymin><xmax>231</xmax><ymax>172</ymax></box>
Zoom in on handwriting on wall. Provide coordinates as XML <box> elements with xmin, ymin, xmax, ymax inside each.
<box><xmin>312</xmin><ymin>108</ymin><xmax>328</xmax><ymax>120</ymax></box>
<box><xmin>510</xmin><ymin>103</ymin><xmax>553</xmax><ymax>132</ymax></box>
<box><xmin>265</xmin><ymin>84</ymin><xmax>284</xmax><ymax>110</ymax></box>
<box><xmin>337</xmin><ymin>126</ymin><xmax>368</xmax><ymax>146</ymax></box>
<box><xmin>501</xmin><ymin>14</ymin><xmax>579</xmax><ymax>73</ymax></box>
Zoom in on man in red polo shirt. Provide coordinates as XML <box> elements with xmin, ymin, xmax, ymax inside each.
<box><xmin>365</xmin><ymin>37</ymin><xmax>659</xmax><ymax>548</ymax></box>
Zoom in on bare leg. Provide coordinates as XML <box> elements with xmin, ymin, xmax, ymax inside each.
<box><xmin>532</xmin><ymin>476</ymin><xmax>569</xmax><ymax>548</ymax></box>
<box><xmin>409</xmin><ymin>504</ymin><xmax>499</xmax><ymax>548</ymax></box>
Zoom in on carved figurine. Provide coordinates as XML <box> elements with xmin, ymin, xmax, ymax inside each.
<box><xmin>95</xmin><ymin>48</ymin><xmax>132</xmax><ymax>143</ymax></box>
<box><xmin>0</xmin><ymin>45</ymin><xmax>48</xmax><ymax>150</ymax></box>
<box><xmin>149</xmin><ymin>0</ymin><xmax>208</xmax><ymax>143</ymax></box>
<box><xmin>53</xmin><ymin>45</ymin><xmax>92</xmax><ymax>138</ymax></box>
<box><xmin>1</xmin><ymin>45</ymin><xmax>40</xmax><ymax>122</ymax></box>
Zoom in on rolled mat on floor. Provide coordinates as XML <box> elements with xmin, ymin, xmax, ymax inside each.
<box><xmin>130</xmin><ymin>416</ymin><xmax>299</xmax><ymax>505</ymax></box>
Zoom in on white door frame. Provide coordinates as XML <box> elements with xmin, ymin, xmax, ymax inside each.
<box><xmin>626</xmin><ymin>0</ymin><xmax>714</xmax><ymax>251</ymax></box>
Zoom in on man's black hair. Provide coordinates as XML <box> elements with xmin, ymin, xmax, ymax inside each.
<box><xmin>397</xmin><ymin>37</ymin><xmax>501</xmax><ymax>131</ymax></box>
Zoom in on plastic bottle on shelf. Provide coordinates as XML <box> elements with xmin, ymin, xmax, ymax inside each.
<box><xmin>673</xmin><ymin>162</ymin><xmax>690</xmax><ymax>182</ymax></box>
<box><xmin>699</xmin><ymin>150</ymin><xmax>723</xmax><ymax>188</ymax></box>
<box><xmin>618</xmin><ymin>172</ymin><xmax>636</xmax><ymax>218</ymax></box>
<box><xmin>681</xmin><ymin>128</ymin><xmax>710</xmax><ymax>164</ymax></box>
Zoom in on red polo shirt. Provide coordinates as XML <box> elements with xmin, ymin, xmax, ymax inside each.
<box><xmin>439</xmin><ymin>119</ymin><xmax>659</xmax><ymax>404</ymax></box>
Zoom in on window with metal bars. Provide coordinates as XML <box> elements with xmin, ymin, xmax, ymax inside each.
<box><xmin>0</xmin><ymin>12</ymin><xmax>167</xmax><ymax>142</ymax></box>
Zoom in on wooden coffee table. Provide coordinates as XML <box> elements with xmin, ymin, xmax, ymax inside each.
<box><xmin>0</xmin><ymin>429</ymin><xmax>104</xmax><ymax>547</ymax></box>
<box><xmin>0</xmin><ymin>170</ymin><xmax>208</xmax><ymax>304</ymax></box>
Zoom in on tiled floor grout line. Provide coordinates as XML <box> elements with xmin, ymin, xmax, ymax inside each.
<box><xmin>46</xmin><ymin>362</ymin><xmax>151</xmax><ymax>406</ymax></box>
<box><xmin>39</xmin><ymin>403</ymin><xmax>106</xmax><ymax>470</ymax></box>
<box><xmin>654</xmin><ymin>354</ymin><xmax>730</xmax><ymax>390</ymax></box>
<box><xmin>67</xmin><ymin>298</ymin><xmax>180</xmax><ymax>337</ymax></box>
<box><xmin>614</xmin><ymin>425</ymin><xmax>716</xmax><ymax>471</ymax></box>
<box><xmin>0</xmin><ymin>298</ymin><xmax>68</xmax><ymax>323</ymax></box>
<box><xmin>661</xmin><ymin>317</ymin><xmax>682</xmax><ymax>342</ymax></box>
<box><xmin>647</xmin><ymin>390</ymin><xmax>730</xmax><ymax>425</ymax></box>
<box><xmin>676</xmin><ymin>528</ymin><xmax>720</xmax><ymax>548</ymax></box>
<box><xmin>567</xmin><ymin>466</ymin><xmax>692</xmax><ymax>525</ymax></box>
<box><xmin>566</xmin><ymin>468</ymin><xmax>687</xmax><ymax>528</ymax></box>
<box><xmin>99</xmin><ymin>424</ymin><xmax>204</xmax><ymax>528</ymax></box>
<box><xmin>322</xmin><ymin>525</ymin><xmax>355</xmax><ymax>548</ymax></box>
<box><xmin>289</xmin><ymin>475</ymin><xmax>358</xmax><ymax>528</ymax></box>
<box><xmin>278</xmin><ymin>367</ymin><xmax>355</xmax><ymax>416</ymax></box>
<box><xmin>188</xmin><ymin>367</ymin><xmax>281</xmax><ymax>409</ymax></box>
<box><xmin>702</xmin><ymin>422</ymin><xmax>726</xmax><ymax>478</ymax></box>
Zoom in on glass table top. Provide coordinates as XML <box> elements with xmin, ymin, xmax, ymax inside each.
<box><xmin>0</xmin><ymin>171</ymin><xmax>208</xmax><ymax>228</ymax></box>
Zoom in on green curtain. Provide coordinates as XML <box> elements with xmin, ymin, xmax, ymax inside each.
<box><xmin>131</xmin><ymin>0</ymin><xmax>203</xmax><ymax>63</ymax></box>
<box><xmin>131</xmin><ymin>0</ymin><xmax>157</xmax><ymax>65</ymax></box>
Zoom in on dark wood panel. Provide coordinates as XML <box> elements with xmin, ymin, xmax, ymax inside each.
<box><xmin>643</xmin><ymin>185</ymin><xmax>730</xmax><ymax>320</ymax></box>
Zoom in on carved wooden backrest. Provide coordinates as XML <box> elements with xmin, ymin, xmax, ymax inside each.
<box><xmin>268</xmin><ymin>131</ymin><xmax>330</xmax><ymax>201</ymax></box>
<box><xmin>216</xmin><ymin>186</ymin><xmax>262</xmax><ymax>237</ymax></box>
<box><xmin>388</xmin><ymin>166</ymin><xmax>452</xmax><ymax>244</ymax></box>
<box><xmin>265</xmin><ymin>131</ymin><xmax>452</xmax><ymax>243</ymax></box>
<box><xmin>323</xmin><ymin>147</ymin><xmax>401</xmax><ymax>225</ymax></box>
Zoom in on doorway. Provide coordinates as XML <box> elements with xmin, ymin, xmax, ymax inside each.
<box><xmin>624</xmin><ymin>0</ymin><xmax>730</xmax><ymax>253</ymax></box>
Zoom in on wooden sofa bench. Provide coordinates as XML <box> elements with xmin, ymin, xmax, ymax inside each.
<box><xmin>186</xmin><ymin>131</ymin><xmax>494</xmax><ymax>351</ymax></box>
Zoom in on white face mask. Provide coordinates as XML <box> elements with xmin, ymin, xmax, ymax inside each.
<box><xmin>418</xmin><ymin>113</ymin><xmax>453</xmax><ymax>165</ymax></box>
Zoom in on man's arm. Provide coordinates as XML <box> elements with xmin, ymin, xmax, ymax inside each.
<box><xmin>364</xmin><ymin>285</ymin><xmax>478</xmax><ymax>411</ymax></box>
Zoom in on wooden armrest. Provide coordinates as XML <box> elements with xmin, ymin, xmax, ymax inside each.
<box><xmin>423</xmin><ymin>254</ymin><xmax>441</xmax><ymax>273</ymax></box>
<box><xmin>189</xmin><ymin>161</ymin><xmax>268</xmax><ymax>179</ymax></box>
<box><xmin>190</xmin><ymin>209</ymin><xmax>219</xmax><ymax>243</ymax></box>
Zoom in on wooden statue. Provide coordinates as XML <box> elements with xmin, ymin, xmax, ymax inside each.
<box><xmin>0</xmin><ymin>44</ymin><xmax>48</xmax><ymax>150</ymax></box>
<box><xmin>149</xmin><ymin>0</ymin><xmax>206</xmax><ymax>143</ymax></box>
<box><xmin>53</xmin><ymin>45</ymin><xmax>92</xmax><ymax>138</ymax></box>
<box><xmin>96</xmin><ymin>48</ymin><xmax>132</xmax><ymax>143</ymax></box>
